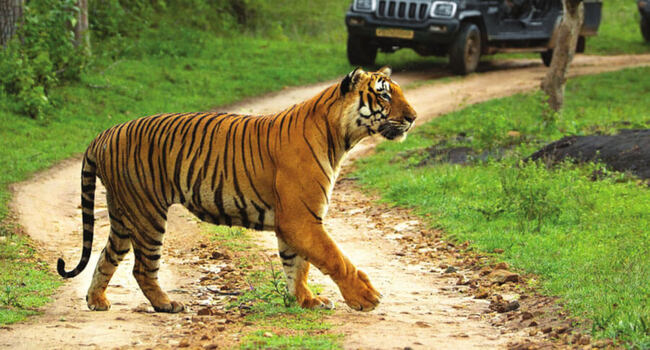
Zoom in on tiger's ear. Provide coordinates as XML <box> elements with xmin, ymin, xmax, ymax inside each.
<box><xmin>340</xmin><ymin>67</ymin><xmax>365</xmax><ymax>95</ymax></box>
<box><xmin>378</xmin><ymin>65</ymin><xmax>392</xmax><ymax>77</ymax></box>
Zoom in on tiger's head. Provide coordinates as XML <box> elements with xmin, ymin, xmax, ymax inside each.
<box><xmin>340</xmin><ymin>66</ymin><xmax>417</xmax><ymax>144</ymax></box>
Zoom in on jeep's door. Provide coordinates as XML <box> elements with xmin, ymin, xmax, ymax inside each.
<box><xmin>476</xmin><ymin>0</ymin><xmax>501</xmax><ymax>40</ymax></box>
<box><xmin>485</xmin><ymin>0</ymin><xmax>562</xmax><ymax>42</ymax></box>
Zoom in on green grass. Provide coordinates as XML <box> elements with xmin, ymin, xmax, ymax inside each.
<box><xmin>242</xmin><ymin>332</ymin><xmax>342</xmax><ymax>350</ymax></box>
<box><xmin>0</xmin><ymin>228</ymin><xmax>61</xmax><ymax>324</ymax></box>
<box><xmin>354</xmin><ymin>67</ymin><xmax>650</xmax><ymax>348</ymax></box>
<box><xmin>0</xmin><ymin>0</ymin><xmax>647</xmax><ymax>331</ymax></box>
<box><xmin>207</xmin><ymin>226</ymin><xmax>338</xmax><ymax>349</ymax></box>
<box><xmin>236</xmin><ymin>268</ymin><xmax>339</xmax><ymax>350</ymax></box>
<box><xmin>0</xmin><ymin>0</ymin><xmax>438</xmax><ymax>328</ymax></box>
<box><xmin>587</xmin><ymin>0</ymin><xmax>650</xmax><ymax>55</ymax></box>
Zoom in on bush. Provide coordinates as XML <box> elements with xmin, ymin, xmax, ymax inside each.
<box><xmin>0</xmin><ymin>0</ymin><xmax>87</xmax><ymax>119</ymax></box>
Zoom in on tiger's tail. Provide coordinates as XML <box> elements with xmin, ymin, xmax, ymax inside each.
<box><xmin>57</xmin><ymin>150</ymin><xmax>97</xmax><ymax>278</ymax></box>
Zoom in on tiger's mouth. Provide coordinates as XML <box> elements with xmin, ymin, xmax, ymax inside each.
<box><xmin>378</xmin><ymin>120</ymin><xmax>413</xmax><ymax>140</ymax></box>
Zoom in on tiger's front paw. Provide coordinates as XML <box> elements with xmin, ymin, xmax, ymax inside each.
<box><xmin>86</xmin><ymin>291</ymin><xmax>111</xmax><ymax>311</ymax></box>
<box><xmin>153</xmin><ymin>300</ymin><xmax>185</xmax><ymax>313</ymax></box>
<box><xmin>338</xmin><ymin>269</ymin><xmax>381</xmax><ymax>312</ymax></box>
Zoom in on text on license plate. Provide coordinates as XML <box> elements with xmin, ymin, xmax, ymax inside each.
<box><xmin>375</xmin><ymin>28</ymin><xmax>414</xmax><ymax>39</ymax></box>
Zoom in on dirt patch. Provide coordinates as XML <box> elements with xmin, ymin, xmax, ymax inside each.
<box><xmin>3</xmin><ymin>55</ymin><xmax>650</xmax><ymax>349</ymax></box>
<box><xmin>527</xmin><ymin>129</ymin><xmax>650</xmax><ymax>180</ymax></box>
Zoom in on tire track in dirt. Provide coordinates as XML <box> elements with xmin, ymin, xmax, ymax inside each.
<box><xmin>2</xmin><ymin>54</ymin><xmax>649</xmax><ymax>349</ymax></box>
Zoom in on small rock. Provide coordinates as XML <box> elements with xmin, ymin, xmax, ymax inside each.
<box><xmin>521</xmin><ymin>311</ymin><xmax>534</xmax><ymax>320</ymax></box>
<box><xmin>204</xmin><ymin>344</ymin><xmax>218</xmax><ymax>350</ymax></box>
<box><xmin>487</xmin><ymin>270</ymin><xmax>519</xmax><ymax>285</ymax></box>
<box><xmin>528</xmin><ymin>321</ymin><xmax>538</xmax><ymax>327</ymax></box>
<box><xmin>197</xmin><ymin>308</ymin><xmax>213</xmax><ymax>316</ymax></box>
<box><xmin>556</xmin><ymin>325</ymin><xmax>570</xmax><ymax>334</ymax></box>
<box><xmin>490</xmin><ymin>300</ymin><xmax>520</xmax><ymax>313</ymax></box>
<box><xmin>541</xmin><ymin>326</ymin><xmax>553</xmax><ymax>334</ymax></box>
<box><xmin>474</xmin><ymin>290</ymin><xmax>489</xmax><ymax>299</ymax></box>
<box><xmin>444</xmin><ymin>266</ymin><xmax>458</xmax><ymax>273</ymax></box>
<box><xmin>263</xmin><ymin>332</ymin><xmax>274</xmax><ymax>338</ymax></box>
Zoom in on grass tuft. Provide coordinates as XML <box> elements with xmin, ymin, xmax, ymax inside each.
<box><xmin>355</xmin><ymin>67</ymin><xmax>650</xmax><ymax>347</ymax></box>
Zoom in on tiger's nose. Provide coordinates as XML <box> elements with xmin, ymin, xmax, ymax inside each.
<box><xmin>404</xmin><ymin>115</ymin><xmax>416</xmax><ymax>123</ymax></box>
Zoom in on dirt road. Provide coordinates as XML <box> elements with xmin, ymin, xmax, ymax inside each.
<box><xmin>2</xmin><ymin>54</ymin><xmax>649</xmax><ymax>349</ymax></box>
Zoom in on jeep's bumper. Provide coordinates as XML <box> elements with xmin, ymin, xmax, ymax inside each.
<box><xmin>346</xmin><ymin>10</ymin><xmax>460</xmax><ymax>48</ymax></box>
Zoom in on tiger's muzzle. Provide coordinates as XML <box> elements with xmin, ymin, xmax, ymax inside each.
<box><xmin>379</xmin><ymin>115</ymin><xmax>415</xmax><ymax>140</ymax></box>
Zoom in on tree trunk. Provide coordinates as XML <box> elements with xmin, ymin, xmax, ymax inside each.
<box><xmin>74</xmin><ymin>0</ymin><xmax>90</xmax><ymax>54</ymax></box>
<box><xmin>0</xmin><ymin>0</ymin><xmax>23</xmax><ymax>48</ymax></box>
<box><xmin>541</xmin><ymin>0</ymin><xmax>584</xmax><ymax>112</ymax></box>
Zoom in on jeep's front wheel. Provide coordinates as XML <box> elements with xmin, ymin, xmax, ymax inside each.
<box><xmin>641</xmin><ymin>16</ymin><xmax>650</xmax><ymax>42</ymax></box>
<box><xmin>541</xmin><ymin>49</ymin><xmax>553</xmax><ymax>67</ymax></box>
<box><xmin>347</xmin><ymin>35</ymin><xmax>377</xmax><ymax>66</ymax></box>
<box><xmin>449</xmin><ymin>23</ymin><xmax>481</xmax><ymax>75</ymax></box>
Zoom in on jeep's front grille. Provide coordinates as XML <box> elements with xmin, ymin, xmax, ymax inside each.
<box><xmin>377</xmin><ymin>0</ymin><xmax>430</xmax><ymax>22</ymax></box>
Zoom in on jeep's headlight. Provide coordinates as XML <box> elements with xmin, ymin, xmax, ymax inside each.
<box><xmin>430</xmin><ymin>1</ymin><xmax>457</xmax><ymax>18</ymax></box>
<box><xmin>353</xmin><ymin>0</ymin><xmax>376</xmax><ymax>12</ymax></box>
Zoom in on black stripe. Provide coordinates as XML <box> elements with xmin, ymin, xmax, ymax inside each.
<box><xmin>300</xmin><ymin>198</ymin><xmax>323</xmax><ymax>223</ymax></box>
<box><xmin>108</xmin><ymin>235</ymin><xmax>130</xmax><ymax>255</ymax></box>
<box><xmin>111</xmin><ymin>227</ymin><xmax>130</xmax><ymax>239</ymax></box>
<box><xmin>279</xmin><ymin>250</ymin><xmax>297</xmax><ymax>260</ymax></box>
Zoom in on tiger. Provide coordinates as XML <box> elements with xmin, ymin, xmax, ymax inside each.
<box><xmin>57</xmin><ymin>66</ymin><xmax>417</xmax><ymax>313</ymax></box>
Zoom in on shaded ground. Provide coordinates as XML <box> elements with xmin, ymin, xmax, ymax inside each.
<box><xmin>1</xmin><ymin>54</ymin><xmax>650</xmax><ymax>349</ymax></box>
<box><xmin>527</xmin><ymin>129</ymin><xmax>650</xmax><ymax>180</ymax></box>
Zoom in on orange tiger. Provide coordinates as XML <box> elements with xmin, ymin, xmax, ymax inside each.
<box><xmin>57</xmin><ymin>67</ymin><xmax>417</xmax><ymax>312</ymax></box>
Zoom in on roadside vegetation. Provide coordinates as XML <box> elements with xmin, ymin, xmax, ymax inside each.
<box><xmin>588</xmin><ymin>0</ymin><xmax>650</xmax><ymax>54</ymax></box>
<box><xmin>354</xmin><ymin>67</ymin><xmax>650</xmax><ymax>348</ymax></box>
<box><xmin>0</xmin><ymin>0</ymin><xmax>647</xmax><ymax>331</ymax></box>
<box><xmin>204</xmin><ymin>225</ymin><xmax>340</xmax><ymax>349</ymax></box>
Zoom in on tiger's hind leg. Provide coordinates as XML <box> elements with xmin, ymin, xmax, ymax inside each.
<box><xmin>86</xmin><ymin>203</ymin><xmax>131</xmax><ymax>311</ymax></box>
<box><xmin>130</xmin><ymin>218</ymin><xmax>184</xmax><ymax>313</ymax></box>
<box><xmin>277</xmin><ymin>238</ymin><xmax>334</xmax><ymax>310</ymax></box>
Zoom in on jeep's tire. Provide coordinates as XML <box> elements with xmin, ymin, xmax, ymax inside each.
<box><xmin>449</xmin><ymin>23</ymin><xmax>482</xmax><ymax>75</ymax></box>
<box><xmin>541</xmin><ymin>49</ymin><xmax>553</xmax><ymax>67</ymax></box>
<box><xmin>347</xmin><ymin>35</ymin><xmax>377</xmax><ymax>66</ymax></box>
<box><xmin>641</xmin><ymin>16</ymin><xmax>650</xmax><ymax>42</ymax></box>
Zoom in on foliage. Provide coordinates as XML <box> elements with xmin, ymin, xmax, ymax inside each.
<box><xmin>206</xmin><ymin>225</ymin><xmax>337</xmax><ymax>349</ymax></box>
<box><xmin>0</xmin><ymin>0</ymin><xmax>86</xmax><ymax>119</ymax></box>
<box><xmin>0</xmin><ymin>226</ymin><xmax>62</xmax><ymax>324</ymax></box>
<box><xmin>241</xmin><ymin>331</ymin><xmax>342</xmax><ymax>350</ymax></box>
<box><xmin>355</xmin><ymin>67</ymin><xmax>650</xmax><ymax>348</ymax></box>
<box><xmin>236</xmin><ymin>265</ymin><xmax>338</xmax><ymax>349</ymax></box>
<box><xmin>587</xmin><ymin>0</ymin><xmax>650</xmax><ymax>54</ymax></box>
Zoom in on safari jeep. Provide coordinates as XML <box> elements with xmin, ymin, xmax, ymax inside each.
<box><xmin>639</xmin><ymin>0</ymin><xmax>650</xmax><ymax>42</ymax></box>
<box><xmin>345</xmin><ymin>0</ymin><xmax>603</xmax><ymax>74</ymax></box>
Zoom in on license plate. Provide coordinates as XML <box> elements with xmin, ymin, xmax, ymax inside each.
<box><xmin>375</xmin><ymin>28</ymin><xmax>414</xmax><ymax>39</ymax></box>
